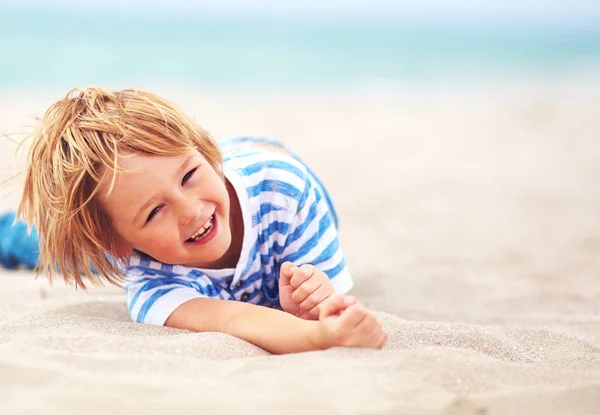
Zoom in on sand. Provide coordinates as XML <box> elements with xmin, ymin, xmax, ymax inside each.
<box><xmin>0</xmin><ymin>81</ymin><xmax>599</xmax><ymax>414</ymax></box>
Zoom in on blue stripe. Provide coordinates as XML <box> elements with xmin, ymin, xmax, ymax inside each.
<box><xmin>258</xmin><ymin>220</ymin><xmax>290</xmax><ymax>245</ymax></box>
<box><xmin>129</xmin><ymin>287</ymin><xmax>145</xmax><ymax>317</ymax></box>
<box><xmin>282</xmin><ymin>213</ymin><xmax>333</xmax><ymax>264</ymax></box>
<box><xmin>260</xmin><ymin>241</ymin><xmax>286</xmax><ymax>266</ymax></box>
<box><xmin>223</xmin><ymin>152</ymin><xmax>260</xmax><ymax>162</ymax></box>
<box><xmin>128</xmin><ymin>276</ymin><xmax>213</xmax><ymax>318</ymax></box>
<box><xmin>247</xmin><ymin>180</ymin><xmax>302</xmax><ymax>199</ymax></box>
<box><xmin>233</xmin><ymin>270</ymin><xmax>264</xmax><ymax>292</ymax></box>
<box><xmin>127</xmin><ymin>265</ymin><xmax>180</xmax><ymax>278</ymax></box>
<box><xmin>241</xmin><ymin>240</ymin><xmax>260</xmax><ymax>277</ymax></box>
<box><xmin>260</xmin><ymin>253</ymin><xmax>270</xmax><ymax>266</ymax></box>
<box><xmin>240</xmin><ymin>160</ymin><xmax>306</xmax><ymax>181</ymax></box>
<box><xmin>285</xmin><ymin>193</ymin><xmax>321</xmax><ymax>247</ymax></box>
<box><xmin>244</xmin><ymin>288</ymin><xmax>263</xmax><ymax>303</ymax></box>
<box><xmin>257</xmin><ymin>296</ymin><xmax>268</xmax><ymax>306</ymax></box>
<box><xmin>136</xmin><ymin>287</ymin><xmax>181</xmax><ymax>323</ymax></box>
<box><xmin>305</xmin><ymin>167</ymin><xmax>340</xmax><ymax>229</ymax></box>
<box><xmin>186</xmin><ymin>268</ymin><xmax>227</xmax><ymax>292</ymax></box>
<box><xmin>262</xmin><ymin>278</ymin><xmax>280</xmax><ymax>302</ymax></box>
<box><xmin>297</xmin><ymin>178</ymin><xmax>311</xmax><ymax>212</ymax></box>
<box><xmin>308</xmin><ymin>237</ymin><xmax>340</xmax><ymax>268</ymax></box>
<box><xmin>186</xmin><ymin>269</ymin><xmax>207</xmax><ymax>279</ymax></box>
<box><xmin>323</xmin><ymin>257</ymin><xmax>346</xmax><ymax>280</ymax></box>
<box><xmin>127</xmin><ymin>266</ymin><xmax>189</xmax><ymax>314</ymax></box>
<box><xmin>252</xmin><ymin>203</ymin><xmax>285</xmax><ymax>226</ymax></box>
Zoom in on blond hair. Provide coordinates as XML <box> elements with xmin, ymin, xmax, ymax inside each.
<box><xmin>17</xmin><ymin>87</ymin><xmax>223</xmax><ymax>289</ymax></box>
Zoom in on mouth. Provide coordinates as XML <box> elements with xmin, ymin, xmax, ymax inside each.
<box><xmin>185</xmin><ymin>214</ymin><xmax>216</xmax><ymax>243</ymax></box>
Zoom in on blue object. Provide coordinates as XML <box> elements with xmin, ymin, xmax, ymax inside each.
<box><xmin>0</xmin><ymin>212</ymin><xmax>40</xmax><ymax>269</ymax></box>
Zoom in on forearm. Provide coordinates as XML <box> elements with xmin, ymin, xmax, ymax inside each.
<box><xmin>165</xmin><ymin>298</ymin><xmax>325</xmax><ymax>354</ymax></box>
<box><xmin>228</xmin><ymin>302</ymin><xmax>326</xmax><ymax>354</ymax></box>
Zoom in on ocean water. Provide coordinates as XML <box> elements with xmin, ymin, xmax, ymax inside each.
<box><xmin>1</xmin><ymin>3</ymin><xmax>599</xmax><ymax>92</ymax></box>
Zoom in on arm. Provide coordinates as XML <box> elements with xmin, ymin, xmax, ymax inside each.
<box><xmin>165</xmin><ymin>295</ymin><xmax>387</xmax><ymax>354</ymax></box>
<box><xmin>124</xmin><ymin>263</ymin><xmax>370</xmax><ymax>352</ymax></box>
<box><xmin>165</xmin><ymin>297</ymin><xmax>322</xmax><ymax>354</ymax></box>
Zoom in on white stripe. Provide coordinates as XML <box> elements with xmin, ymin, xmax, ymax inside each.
<box><xmin>292</xmin><ymin>216</ymin><xmax>339</xmax><ymax>266</ymax></box>
<box><xmin>281</xmin><ymin>193</ymin><xmax>332</xmax><ymax>262</ymax></box>
<box><xmin>127</xmin><ymin>282</ymin><xmax>192</xmax><ymax>320</ymax></box>
<box><xmin>251</xmin><ymin>191</ymin><xmax>297</xmax><ymax>212</ymax></box>
<box><xmin>241</xmin><ymin>164</ymin><xmax>307</xmax><ymax>193</ymax></box>
<box><xmin>330</xmin><ymin>271</ymin><xmax>354</xmax><ymax>294</ymax></box>
<box><xmin>143</xmin><ymin>291</ymin><xmax>205</xmax><ymax>326</ymax></box>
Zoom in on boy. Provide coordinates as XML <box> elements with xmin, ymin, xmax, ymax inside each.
<box><xmin>16</xmin><ymin>87</ymin><xmax>387</xmax><ymax>354</ymax></box>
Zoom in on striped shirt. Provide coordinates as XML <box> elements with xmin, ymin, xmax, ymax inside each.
<box><xmin>124</xmin><ymin>137</ymin><xmax>353</xmax><ymax>325</ymax></box>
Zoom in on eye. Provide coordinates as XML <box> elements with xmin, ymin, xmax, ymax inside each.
<box><xmin>182</xmin><ymin>167</ymin><xmax>197</xmax><ymax>185</ymax></box>
<box><xmin>146</xmin><ymin>205</ymin><xmax>162</xmax><ymax>223</ymax></box>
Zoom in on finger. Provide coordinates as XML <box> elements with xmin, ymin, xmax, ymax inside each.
<box><xmin>279</xmin><ymin>262</ymin><xmax>296</xmax><ymax>281</ymax></box>
<box><xmin>344</xmin><ymin>295</ymin><xmax>358</xmax><ymax>307</ymax></box>
<box><xmin>305</xmin><ymin>286</ymin><xmax>352</xmax><ymax>320</ymax></box>
<box><xmin>299</xmin><ymin>283</ymin><xmax>332</xmax><ymax>312</ymax></box>
<box><xmin>307</xmin><ymin>305</ymin><xmax>321</xmax><ymax>321</ymax></box>
<box><xmin>353</xmin><ymin>313</ymin><xmax>376</xmax><ymax>342</ymax></box>
<box><xmin>338</xmin><ymin>303</ymin><xmax>368</xmax><ymax>329</ymax></box>
<box><xmin>319</xmin><ymin>294</ymin><xmax>353</xmax><ymax>319</ymax></box>
<box><xmin>290</xmin><ymin>264</ymin><xmax>315</xmax><ymax>289</ymax></box>
<box><xmin>291</xmin><ymin>278</ymin><xmax>321</xmax><ymax>304</ymax></box>
<box><xmin>278</xmin><ymin>262</ymin><xmax>299</xmax><ymax>294</ymax></box>
<box><xmin>363</xmin><ymin>314</ymin><xmax>381</xmax><ymax>343</ymax></box>
<box><xmin>326</xmin><ymin>295</ymin><xmax>357</xmax><ymax>319</ymax></box>
<box><xmin>376</xmin><ymin>330</ymin><xmax>388</xmax><ymax>349</ymax></box>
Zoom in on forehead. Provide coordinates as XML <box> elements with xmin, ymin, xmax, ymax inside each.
<box><xmin>98</xmin><ymin>149</ymin><xmax>201</xmax><ymax>199</ymax></box>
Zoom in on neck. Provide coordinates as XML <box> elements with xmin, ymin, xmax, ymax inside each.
<box><xmin>213</xmin><ymin>178</ymin><xmax>244</xmax><ymax>269</ymax></box>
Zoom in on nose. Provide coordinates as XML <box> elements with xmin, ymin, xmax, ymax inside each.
<box><xmin>175</xmin><ymin>196</ymin><xmax>202</xmax><ymax>226</ymax></box>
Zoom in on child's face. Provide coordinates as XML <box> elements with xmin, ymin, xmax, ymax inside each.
<box><xmin>98</xmin><ymin>149</ymin><xmax>235</xmax><ymax>268</ymax></box>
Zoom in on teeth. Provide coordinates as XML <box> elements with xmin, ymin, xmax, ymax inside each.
<box><xmin>188</xmin><ymin>216</ymin><xmax>213</xmax><ymax>241</ymax></box>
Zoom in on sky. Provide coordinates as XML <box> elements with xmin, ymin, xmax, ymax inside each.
<box><xmin>5</xmin><ymin>0</ymin><xmax>600</xmax><ymax>21</ymax></box>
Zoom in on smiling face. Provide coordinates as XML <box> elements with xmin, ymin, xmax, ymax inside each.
<box><xmin>98</xmin><ymin>149</ymin><xmax>240</xmax><ymax>269</ymax></box>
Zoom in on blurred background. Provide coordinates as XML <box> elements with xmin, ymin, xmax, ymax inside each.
<box><xmin>0</xmin><ymin>0</ymin><xmax>599</xmax><ymax>92</ymax></box>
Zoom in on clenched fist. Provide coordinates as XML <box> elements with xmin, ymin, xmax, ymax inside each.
<box><xmin>315</xmin><ymin>294</ymin><xmax>388</xmax><ymax>350</ymax></box>
<box><xmin>279</xmin><ymin>262</ymin><xmax>336</xmax><ymax>320</ymax></box>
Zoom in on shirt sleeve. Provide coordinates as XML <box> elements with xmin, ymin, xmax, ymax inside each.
<box><xmin>125</xmin><ymin>267</ymin><xmax>213</xmax><ymax>326</ymax></box>
<box><xmin>279</xmin><ymin>171</ymin><xmax>354</xmax><ymax>294</ymax></box>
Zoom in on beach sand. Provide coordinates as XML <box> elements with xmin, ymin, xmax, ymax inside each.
<box><xmin>0</xmin><ymin>82</ymin><xmax>599</xmax><ymax>414</ymax></box>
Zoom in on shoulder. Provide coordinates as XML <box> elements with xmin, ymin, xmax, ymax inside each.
<box><xmin>225</xmin><ymin>150</ymin><xmax>311</xmax><ymax>204</ymax></box>
<box><xmin>225</xmin><ymin>147</ymin><xmax>309</xmax><ymax>179</ymax></box>
<box><xmin>124</xmin><ymin>251</ymin><xmax>197</xmax><ymax>281</ymax></box>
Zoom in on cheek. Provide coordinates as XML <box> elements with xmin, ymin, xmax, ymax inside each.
<box><xmin>153</xmin><ymin>226</ymin><xmax>179</xmax><ymax>246</ymax></box>
<box><xmin>134</xmin><ymin>225</ymin><xmax>180</xmax><ymax>255</ymax></box>
<box><xmin>215</xmin><ymin>182</ymin><xmax>230</xmax><ymax>207</ymax></box>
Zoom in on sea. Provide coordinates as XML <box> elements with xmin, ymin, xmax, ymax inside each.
<box><xmin>1</xmin><ymin>2</ymin><xmax>599</xmax><ymax>92</ymax></box>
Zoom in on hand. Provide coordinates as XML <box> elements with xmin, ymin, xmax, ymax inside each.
<box><xmin>314</xmin><ymin>294</ymin><xmax>388</xmax><ymax>350</ymax></box>
<box><xmin>279</xmin><ymin>262</ymin><xmax>336</xmax><ymax>320</ymax></box>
